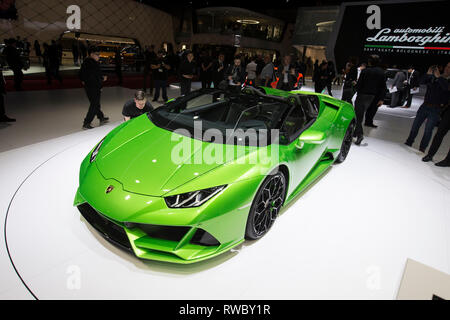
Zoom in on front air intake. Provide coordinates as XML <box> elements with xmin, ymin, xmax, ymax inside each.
<box><xmin>190</xmin><ymin>229</ymin><xmax>220</xmax><ymax>246</ymax></box>
<box><xmin>136</xmin><ymin>224</ymin><xmax>191</xmax><ymax>242</ymax></box>
<box><xmin>77</xmin><ymin>203</ymin><xmax>132</xmax><ymax>251</ymax></box>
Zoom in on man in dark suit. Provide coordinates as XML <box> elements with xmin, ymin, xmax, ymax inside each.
<box><xmin>3</xmin><ymin>38</ymin><xmax>23</xmax><ymax>91</ymax></box>
<box><xmin>143</xmin><ymin>45</ymin><xmax>156</xmax><ymax>95</ymax></box>
<box><xmin>341</xmin><ymin>59</ymin><xmax>358</xmax><ymax>104</ymax></box>
<box><xmin>211</xmin><ymin>53</ymin><xmax>226</xmax><ymax>89</ymax></box>
<box><xmin>79</xmin><ymin>46</ymin><xmax>109</xmax><ymax>129</ymax></box>
<box><xmin>402</xmin><ymin>66</ymin><xmax>420</xmax><ymax>108</ymax></box>
<box><xmin>353</xmin><ymin>55</ymin><xmax>386</xmax><ymax>145</ymax></box>
<box><xmin>179</xmin><ymin>51</ymin><xmax>196</xmax><ymax>96</ymax></box>
<box><xmin>390</xmin><ymin>70</ymin><xmax>406</xmax><ymax>108</ymax></box>
<box><xmin>0</xmin><ymin>69</ymin><xmax>16</xmax><ymax>122</ymax></box>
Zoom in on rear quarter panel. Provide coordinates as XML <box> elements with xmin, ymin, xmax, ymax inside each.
<box><xmin>317</xmin><ymin>95</ymin><xmax>355</xmax><ymax>150</ymax></box>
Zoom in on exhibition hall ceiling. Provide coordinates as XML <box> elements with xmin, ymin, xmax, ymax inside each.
<box><xmin>0</xmin><ymin>0</ymin><xmax>174</xmax><ymax>46</ymax></box>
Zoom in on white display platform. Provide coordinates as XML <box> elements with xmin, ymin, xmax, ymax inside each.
<box><xmin>1</xmin><ymin>119</ymin><xmax>449</xmax><ymax>299</ymax></box>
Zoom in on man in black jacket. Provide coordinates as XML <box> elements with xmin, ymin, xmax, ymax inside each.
<box><xmin>143</xmin><ymin>45</ymin><xmax>156</xmax><ymax>94</ymax></box>
<box><xmin>79</xmin><ymin>46</ymin><xmax>109</xmax><ymax>130</ymax></box>
<box><xmin>406</xmin><ymin>63</ymin><xmax>449</xmax><ymax>153</ymax></box>
<box><xmin>313</xmin><ymin>62</ymin><xmax>328</xmax><ymax>93</ymax></box>
<box><xmin>353</xmin><ymin>55</ymin><xmax>386</xmax><ymax>145</ymax></box>
<box><xmin>325</xmin><ymin>61</ymin><xmax>336</xmax><ymax>96</ymax></box>
<box><xmin>4</xmin><ymin>39</ymin><xmax>23</xmax><ymax>91</ymax></box>
<box><xmin>0</xmin><ymin>69</ymin><xmax>15</xmax><ymax>122</ymax></box>
<box><xmin>151</xmin><ymin>50</ymin><xmax>171</xmax><ymax>102</ymax></box>
<box><xmin>341</xmin><ymin>59</ymin><xmax>358</xmax><ymax>104</ymax></box>
<box><xmin>48</xmin><ymin>40</ymin><xmax>62</xmax><ymax>85</ymax></box>
<box><xmin>179</xmin><ymin>51</ymin><xmax>196</xmax><ymax>96</ymax></box>
<box><xmin>402</xmin><ymin>66</ymin><xmax>420</xmax><ymax>108</ymax></box>
<box><xmin>211</xmin><ymin>53</ymin><xmax>226</xmax><ymax>89</ymax></box>
<box><xmin>199</xmin><ymin>50</ymin><xmax>212</xmax><ymax>89</ymax></box>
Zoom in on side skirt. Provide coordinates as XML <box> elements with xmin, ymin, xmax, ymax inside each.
<box><xmin>284</xmin><ymin>150</ymin><xmax>335</xmax><ymax>205</ymax></box>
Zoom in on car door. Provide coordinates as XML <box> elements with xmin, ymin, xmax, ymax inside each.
<box><xmin>280</xmin><ymin>96</ymin><xmax>333</xmax><ymax>195</ymax></box>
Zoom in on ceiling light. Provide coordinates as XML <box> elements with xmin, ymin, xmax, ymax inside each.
<box><xmin>236</xmin><ymin>19</ymin><xmax>260</xmax><ymax>25</ymax></box>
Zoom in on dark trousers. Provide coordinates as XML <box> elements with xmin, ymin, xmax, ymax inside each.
<box><xmin>73</xmin><ymin>53</ymin><xmax>79</xmax><ymax>65</ymax></box>
<box><xmin>153</xmin><ymin>79</ymin><xmax>168</xmax><ymax>101</ymax></box>
<box><xmin>83</xmin><ymin>87</ymin><xmax>104</xmax><ymax>125</ymax></box>
<box><xmin>354</xmin><ymin>93</ymin><xmax>374</xmax><ymax>137</ymax></box>
<box><xmin>314</xmin><ymin>82</ymin><xmax>324</xmax><ymax>93</ymax></box>
<box><xmin>213</xmin><ymin>78</ymin><xmax>224</xmax><ymax>89</ymax></box>
<box><xmin>365</xmin><ymin>98</ymin><xmax>379</xmax><ymax>125</ymax></box>
<box><xmin>404</xmin><ymin>87</ymin><xmax>413</xmax><ymax>108</ymax></box>
<box><xmin>143</xmin><ymin>70</ymin><xmax>153</xmax><ymax>94</ymax></box>
<box><xmin>341</xmin><ymin>87</ymin><xmax>354</xmax><ymax>104</ymax></box>
<box><xmin>326</xmin><ymin>82</ymin><xmax>332</xmax><ymax>96</ymax></box>
<box><xmin>200</xmin><ymin>74</ymin><xmax>212</xmax><ymax>89</ymax></box>
<box><xmin>47</xmin><ymin>63</ymin><xmax>62</xmax><ymax>84</ymax></box>
<box><xmin>427</xmin><ymin>108</ymin><xmax>450</xmax><ymax>158</ymax></box>
<box><xmin>201</xmin><ymin>79</ymin><xmax>211</xmax><ymax>89</ymax></box>
<box><xmin>406</xmin><ymin>103</ymin><xmax>441</xmax><ymax>151</ymax></box>
<box><xmin>180</xmin><ymin>78</ymin><xmax>192</xmax><ymax>96</ymax></box>
<box><xmin>0</xmin><ymin>94</ymin><xmax>5</xmax><ymax>117</ymax></box>
<box><xmin>12</xmin><ymin>67</ymin><xmax>23</xmax><ymax>90</ymax></box>
<box><xmin>116</xmin><ymin>67</ymin><xmax>123</xmax><ymax>85</ymax></box>
<box><xmin>390</xmin><ymin>90</ymin><xmax>403</xmax><ymax>108</ymax></box>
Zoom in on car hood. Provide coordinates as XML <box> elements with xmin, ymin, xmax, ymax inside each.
<box><xmin>96</xmin><ymin>115</ymin><xmax>249</xmax><ymax>196</ymax></box>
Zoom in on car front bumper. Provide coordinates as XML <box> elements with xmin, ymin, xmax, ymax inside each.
<box><xmin>74</xmin><ymin>162</ymin><xmax>262</xmax><ymax>264</ymax></box>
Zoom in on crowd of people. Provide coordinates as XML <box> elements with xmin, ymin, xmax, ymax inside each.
<box><xmin>1</xmin><ymin>39</ymin><xmax>449</xmax><ymax>167</ymax></box>
<box><xmin>336</xmin><ymin>54</ymin><xmax>449</xmax><ymax>167</ymax></box>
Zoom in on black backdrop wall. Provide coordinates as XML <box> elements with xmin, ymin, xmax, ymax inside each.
<box><xmin>333</xmin><ymin>0</ymin><xmax>449</xmax><ymax>73</ymax></box>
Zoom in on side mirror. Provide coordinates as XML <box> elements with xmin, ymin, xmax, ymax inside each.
<box><xmin>296</xmin><ymin>130</ymin><xmax>326</xmax><ymax>149</ymax></box>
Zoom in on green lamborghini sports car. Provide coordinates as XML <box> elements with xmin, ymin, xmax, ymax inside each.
<box><xmin>74</xmin><ymin>86</ymin><xmax>355</xmax><ymax>264</ymax></box>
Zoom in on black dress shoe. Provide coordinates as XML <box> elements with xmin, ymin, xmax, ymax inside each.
<box><xmin>82</xmin><ymin>123</ymin><xmax>94</xmax><ymax>130</ymax></box>
<box><xmin>404</xmin><ymin>141</ymin><xmax>412</xmax><ymax>147</ymax></box>
<box><xmin>435</xmin><ymin>160</ymin><xmax>450</xmax><ymax>167</ymax></box>
<box><xmin>99</xmin><ymin>117</ymin><xmax>109</xmax><ymax>125</ymax></box>
<box><xmin>419</xmin><ymin>148</ymin><xmax>426</xmax><ymax>153</ymax></box>
<box><xmin>0</xmin><ymin>116</ymin><xmax>16</xmax><ymax>122</ymax></box>
<box><xmin>364</xmin><ymin>123</ymin><xmax>378</xmax><ymax>128</ymax></box>
<box><xmin>422</xmin><ymin>155</ymin><xmax>433</xmax><ymax>162</ymax></box>
<box><xmin>355</xmin><ymin>135</ymin><xmax>364</xmax><ymax>145</ymax></box>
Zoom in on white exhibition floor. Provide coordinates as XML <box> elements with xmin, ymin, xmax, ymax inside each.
<box><xmin>0</xmin><ymin>83</ymin><xmax>449</xmax><ymax>299</ymax></box>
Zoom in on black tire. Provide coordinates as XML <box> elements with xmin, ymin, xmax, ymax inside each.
<box><xmin>335</xmin><ymin>121</ymin><xmax>355</xmax><ymax>164</ymax></box>
<box><xmin>245</xmin><ymin>171</ymin><xmax>287</xmax><ymax>240</ymax></box>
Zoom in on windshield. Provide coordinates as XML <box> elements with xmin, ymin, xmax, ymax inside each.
<box><xmin>149</xmin><ymin>89</ymin><xmax>290</xmax><ymax>145</ymax></box>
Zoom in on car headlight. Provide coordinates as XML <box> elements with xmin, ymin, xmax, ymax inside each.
<box><xmin>90</xmin><ymin>138</ymin><xmax>105</xmax><ymax>163</ymax></box>
<box><xmin>165</xmin><ymin>185</ymin><xmax>227</xmax><ymax>208</ymax></box>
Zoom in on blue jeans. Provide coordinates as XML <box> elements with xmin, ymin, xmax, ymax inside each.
<box><xmin>406</xmin><ymin>103</ymin><xmax>441</xmax><ymax>151</ymax></box>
